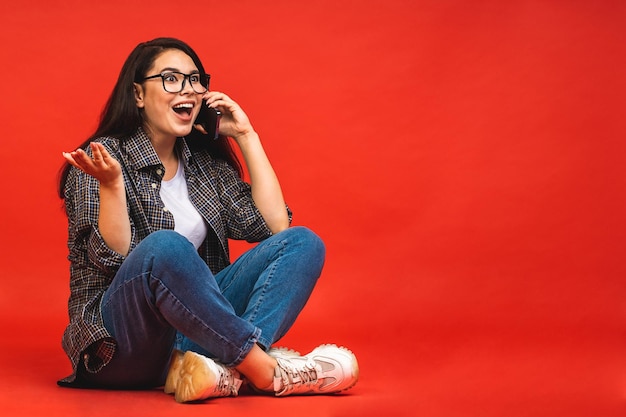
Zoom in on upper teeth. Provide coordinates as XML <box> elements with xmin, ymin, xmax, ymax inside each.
<box><xmin>174</xmin><ymin>103</ymin><xmax>193</xmax><ymax>109</ymax></box>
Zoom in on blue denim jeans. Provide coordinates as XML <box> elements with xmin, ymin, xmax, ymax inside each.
<box><xmin>85</xmin><ymin>226</ymin><xmax>324</xmax><ymax>388</ymax></box>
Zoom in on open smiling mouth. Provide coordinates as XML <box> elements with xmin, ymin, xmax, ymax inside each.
<box><xmin>173</xmin><ymin>103</ymin><xmax>194</xmax><ymax>117</ymax></box>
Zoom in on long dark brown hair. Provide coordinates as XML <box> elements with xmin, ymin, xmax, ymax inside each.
<box><xmin>57</xmin><ymin>37</ymin><xmax>242</xmax><ymax>199</ymax></box>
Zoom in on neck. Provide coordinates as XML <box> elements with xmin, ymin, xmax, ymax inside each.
<box><xmin>144</xmin><ymin>126</ymin><xmax>177</xmax><ymax>162</ymax></box>
<box><xmin>144</xmin><ymin>127</ymin><xmax>179</xmax><ymax>180</ymax></box>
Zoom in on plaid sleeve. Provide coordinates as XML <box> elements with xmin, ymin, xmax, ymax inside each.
<box><xmin>62</xmin><ymin>165</ymin><xmax>121</xmax><ymax>374</ymax></box>
<box><xmin>213</xmin><ymin>159</ymin><xmax>292</xmax><ymax>242</ymax></box>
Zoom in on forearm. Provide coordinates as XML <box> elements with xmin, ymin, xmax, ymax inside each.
<box><xmin>235</xmin><ymin>132</ymin><xmax>290</xmax><ymax>233</ymax></box>
<box><xmin>98</xmin><ymin>181</ymin><xmax>131</xmax><ymax>256</ymax></box>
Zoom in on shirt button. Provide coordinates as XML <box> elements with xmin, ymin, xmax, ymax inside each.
<box><xmin>163</xmin><ymin>207</ymin><xmax>169</xmax><ymax>212</ymax></box>
<box><xmin>152</xmin><ymin>183</ymin><xmax>157</xmax><ymax>189</ymax></box>
<box><xmin>156</xmin><ymin>169</ymin><xmax>163</xmax><ymax>176</ymax></box>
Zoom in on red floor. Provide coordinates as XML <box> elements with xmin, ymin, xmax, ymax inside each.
<box><xmin>2</xmin><ymin>322</ymin><xmax>625</xmax><ymax>416</ymax></box>
<box><xmin>1</xmin><ymin>263</ymin><xmax>625</xmax><ymax>417</ymax></box>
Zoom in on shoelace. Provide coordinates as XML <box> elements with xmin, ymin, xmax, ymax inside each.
<box><xmin>276</xmin><ymin>358</ymin><xmax>319</xmax><ymax>395</ymax></box>
<box><xmin>213</xmin><ymin>367</ymin><xmax>241</xmax><ymax>397</ymax></box>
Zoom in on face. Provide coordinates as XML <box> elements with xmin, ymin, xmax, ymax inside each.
<box><xmin>134</xmin><ymin>49</ymin><xmax>204</xmax><ymax>141</ymax></box>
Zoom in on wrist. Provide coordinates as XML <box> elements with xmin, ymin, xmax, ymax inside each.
<box><xmin>233</xmin><ymin>130</ymin><xmax>260</xmax><ymax>145</ymax></box>
<box><xmin>99</xmin><ymin>177</ymin><xmax>125</xmax><ymax>193</ymax></box>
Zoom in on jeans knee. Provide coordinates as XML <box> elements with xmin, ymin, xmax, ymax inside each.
<box><xmin>139</xmin><ymin>230</ymin><xmax>195</xmax><ymax>259</ymax></box>
<box><xmin>284</xmin><ymin>226</ymin><xmax>326</xmax><ymax>261</ymax></box>
<box><xmin>134</xmin><ymin>230</ymin><xmax>208</xmax><ymax>288</ymax></box>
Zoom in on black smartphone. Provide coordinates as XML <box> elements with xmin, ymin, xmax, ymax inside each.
<box><xmin>195</xmin><ymin>103</ymin><xmax>221</xmax><ymax>140</ymax></box>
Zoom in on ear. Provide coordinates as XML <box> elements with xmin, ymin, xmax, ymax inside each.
<box><xmin>133</xmin><ymin>83</ymin><xmax>145</xmax><ymax>108</ymax></box>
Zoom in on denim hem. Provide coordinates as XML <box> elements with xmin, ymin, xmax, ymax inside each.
<box><xmin>225</xmin><ymin>327</ymin><xmax>262</xmax><ymax>367</ymax></box>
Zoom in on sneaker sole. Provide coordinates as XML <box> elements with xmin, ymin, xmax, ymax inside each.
<box><xmin>267</xmin><ymin>346</ymin><xmax>301</xmax><ymax>359</ymax></box>
<box><xmin>174</xmin><ymin>351</ymin><xmax>219</xmax><ymax>403</ymax></box>
<box><xmin>164</xmin><ymin>349</ymin><xmax>184</xmax><ymax>394</ymax></box>
<box><xmin>308</xmin><ymin>344</ymin><xmax>360</xmax><ymax>393</ymax></box>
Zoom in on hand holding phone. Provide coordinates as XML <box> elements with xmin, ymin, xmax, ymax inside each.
<box><xmin>195</xmin><ymin>103</ymin><xmax>221</xmax><ymax>140</ymax></box>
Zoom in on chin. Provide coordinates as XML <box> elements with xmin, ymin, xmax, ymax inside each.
<box><xmin>175</xmin><ymin>126</ymin><xmax>194</xmax><ymax>137</ymax></box>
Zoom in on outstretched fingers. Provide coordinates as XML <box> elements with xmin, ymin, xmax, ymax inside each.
<box><xmin>62</xmin><ymin>142</ymin><xmax>122</xmax><ymax>185</ymax></box>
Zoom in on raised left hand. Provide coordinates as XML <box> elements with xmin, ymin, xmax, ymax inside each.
<box><xmin>197</xmin><ymin>91</ymin><xmax>255</xmax><ymax>140</ymax></box>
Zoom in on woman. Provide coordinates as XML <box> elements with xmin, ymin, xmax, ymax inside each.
<box><xmin>57</xmin><ymin>37</ymin><xmax>358</xmax><ymax>403</ymax></box>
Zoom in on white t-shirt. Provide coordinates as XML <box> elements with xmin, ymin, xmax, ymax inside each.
<box><xmin>159</xmin><ymin>162</ymin><xmax>208</xmax><ymax>249</ymax></box>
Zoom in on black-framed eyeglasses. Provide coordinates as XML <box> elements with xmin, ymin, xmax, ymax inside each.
<box><xmin>143</xmin><ymin>71</ymin><xmax>210</xmax><ymax>94</ymax></box>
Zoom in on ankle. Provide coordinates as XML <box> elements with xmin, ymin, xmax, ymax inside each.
<box><xmin>235</xmin><ymin>344</ymin><xmax>277</xmax><ymax>390</ymax></box>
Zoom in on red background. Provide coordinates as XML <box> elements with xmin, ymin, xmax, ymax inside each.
<box><xmin>0</xmin><ymin>1</ymin><xmax>624</xmax><ymax>416</ymax></box>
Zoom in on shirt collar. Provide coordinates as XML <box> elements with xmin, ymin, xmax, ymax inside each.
<box><xmin>123</xmin><ymin>126</ymin><xmax>193</xmax><ymax>173</ymax></box>
<box><xmin>123</xmin><ymin>127</ymin><xmax>162</xmax><ymax>171</ymax></box>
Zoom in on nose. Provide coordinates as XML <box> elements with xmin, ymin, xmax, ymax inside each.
<box><xmin>180</xmin><ymin>75</ymin><xmax>195</xmax><ymax>94</ymax></box>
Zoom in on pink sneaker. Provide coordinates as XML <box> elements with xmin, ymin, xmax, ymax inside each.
<box><xmin>165</xmin><ymin>350</ymin><xmax>242</xmax><ymax>403</ymax></box>
<box><xmin>273</xmin><ymin>344</ymin><xmax>359</xmax><ymax>396</ymax></box>
<box><xmin>267</xmin><ymin>346</ymin><xmax>300</xmax><ymax>359</ymax></box>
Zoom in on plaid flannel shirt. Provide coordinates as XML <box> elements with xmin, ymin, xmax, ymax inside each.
<box><xmin>58</xmin><ymin>127</ymin><xmax>290</xmax><ymax>385</ymax></box>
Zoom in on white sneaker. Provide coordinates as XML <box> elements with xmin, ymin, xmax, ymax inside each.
<box><xmin>164</xmin><ymin>350</ymin><xmax>242</xmax><ymax>403</ymax></box>
<box><xmin>273</xmin><ymin>344</ymin><xmax>359</xmax><ymax>396</ymax></box>
<box><xmin>164</xmin><ymin>349</ymin><xmax>185</xmax><ymax>394</ymax></box>
<box><xmin>267</xmin><ymin>346</ymin><xmax>300</xmax><ymax>359</ymax></box>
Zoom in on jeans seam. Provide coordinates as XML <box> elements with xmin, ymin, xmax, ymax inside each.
<box><xmin>221</xmin><ymin>238</ymin><xmax>284</xmax><ymax>293</ymax></box>
<box><xmin>153</xmin><ymin>275</ymin><xmax>255</xmax><ymax>361</ymax></box>
<box><xmin>247</xmin><ymin>241</ymin><xmax>285</xmax><ymax>326</ymax></box>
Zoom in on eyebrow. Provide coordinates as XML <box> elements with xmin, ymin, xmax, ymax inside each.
<box><xmin>158</xmin><ymin>67</ymin><xmax>200</xmax><ymax>74</ymax></box>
